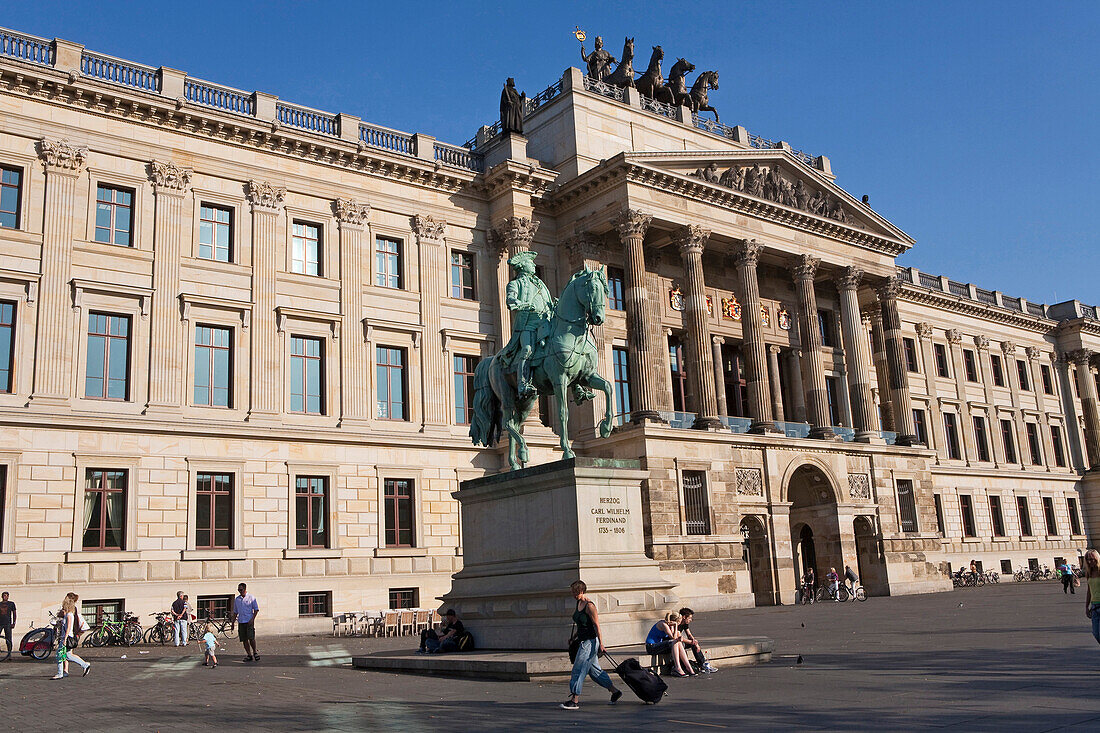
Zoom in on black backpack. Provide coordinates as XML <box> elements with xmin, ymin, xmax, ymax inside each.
<box><xmin>455</xmin><ymin>630</ymin><xmax>475</xmax><ymax>651</ymax></box>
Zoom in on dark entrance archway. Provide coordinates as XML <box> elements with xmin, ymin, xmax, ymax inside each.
<box><xmin>787</xmin><ymin>463</ymin><xmax>844</xmax><ymax>591</ymax></box>
<box><xmin>794</xmin><ymin>524</ymin><xmax>817</xmax><ymax>584</ymax></box>
<box><xmin>854</xmin><ymin>516</ymin><xmax>888</xmax><ymax>596</ymax></box>
<box><xmin>740</xmin><ymin>516</ymin><xmax>775</xmax><ymax>606</ymax></box>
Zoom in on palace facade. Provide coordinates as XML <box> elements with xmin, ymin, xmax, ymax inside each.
<box><xmin>0</xmin><ymin>28</ymin><xmax>1097</xmax><ymax>628</ymax></box>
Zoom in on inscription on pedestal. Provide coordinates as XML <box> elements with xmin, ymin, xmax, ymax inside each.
<box><xmin>592</xmin><ymin>495</ymin><xmax>630</xmax><ymax>534</ymax></box>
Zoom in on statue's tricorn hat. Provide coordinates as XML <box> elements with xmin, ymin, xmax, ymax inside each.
<box><xmin>507</xmin><ymin>250</ymin><xmax>537</xmax><ymax>268</ymax></box>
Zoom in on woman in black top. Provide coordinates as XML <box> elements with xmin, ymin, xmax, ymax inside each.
<box><xmin>561</xmin><ymin>580</ymin><xmax>621</xmax><ymax>710</ymax></box>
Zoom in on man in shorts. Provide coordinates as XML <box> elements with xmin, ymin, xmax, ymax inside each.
<box><xmin>231</xmin><ymin>583</ymin><xmax>260</xmax><ymax>662</ymax></box>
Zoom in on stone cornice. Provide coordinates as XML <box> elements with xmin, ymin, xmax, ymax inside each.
<box><xmin>37</xmin><ymin>137</ymin><xmax>88</xmax><ymax>173</ymax></box>
<box><xmin>477</xmin><ymin>160</ymin><xmax>556</xmax><ymax>200</ymax></box>
<box><xmin>896</xmin><ymin>283</ymin><xmax>1058</xmax><ymax>335</ymax></box>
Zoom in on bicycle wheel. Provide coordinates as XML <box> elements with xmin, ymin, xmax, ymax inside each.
<box><xmin>87</xmin><ymin>628</ymin><xmax>107</xmax><ymax>647</ymax></box>
<box><xmin>32</xmin><ymin>639</ymin><xmax>53</xmax><ymax>661</ymax></box>
<box><xmin>189</xmin><ymin>621</ymin><xmax>204</xmax><ymax>640</ymax></box>
<box><xmin>854</xmin><ymin>587</ymin><xmax>867</xmax><ymax>601</ymax></box>
<box><xmin>837</xmin><ymin>586</ymin><xmax>851</xmax><ymax>602</ymax></box>
<box><xmin>154</xmin><ymin>624</ymin><xmax>172</xmax><ymax>645</ymax></box>
<box><xmin>220</xmin><ymin>621</ymin><xmax>237</xmax><ymax>640</ymax></box>
<box><xmin>976</xmin><ymin>575</ymin><xmax>985</xmax><ymax>587</ymax></box>
<box><xmin>123</xmin><ymin>624</ymin><xmax>142</xmax><ymax>646</ymax></box>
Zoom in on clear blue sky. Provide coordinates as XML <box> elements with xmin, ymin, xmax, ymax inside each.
<box><xmin>7</xmin><ymin>1</ymin><xmax>1097</xmax><ymax>305</ymax></box>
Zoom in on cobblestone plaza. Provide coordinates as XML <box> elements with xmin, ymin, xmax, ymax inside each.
<box><xmin>0</xmin><ymin>26</ymin><xmax>1097</xmax><ymax>629</ymax></box>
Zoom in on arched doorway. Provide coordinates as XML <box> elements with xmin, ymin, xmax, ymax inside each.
<box><xmin>740</xmin><ymin>516</ymin><xmax>775</xmax><ymax>606</ymax></box>
<box><xmin>787</xmin><ymin>463</ymin><xmax>844</xmax><ymax>591</ymax></box>
<box><xmin>854</xmin><ymin>516</ymin><xmax>888</xmax><ymax>596</ymax></box>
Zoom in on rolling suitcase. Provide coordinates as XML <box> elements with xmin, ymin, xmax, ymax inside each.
<box><xmin>603</xmin><ymin>652</ymin><xmax>668</xmax><ymax>704</ymax></box>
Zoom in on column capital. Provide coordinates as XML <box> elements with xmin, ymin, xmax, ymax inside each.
<box><xmin>491</xmin><ymin>215</ymin><xmax>539</xmax><ymax>254</ymax></box>
<box><xmin>246</xmin><ymin>180</ymin><xmax>287</xmax><ymax>213</ymax></box>
<box><xmin>410</xmin><ymin>213</ymin><xmax>445</xmax><ymax>239</ymax></box>
<box><xmin>330</xmin><ymin>198</ymin><xmax>370</xmax><ymax>228</ymax></box>
<box><xmin>916</xmin><ymin>322</ymin><xmax>933</xmax><ymax>340</ymax></box>
<box><xmin>767</xmin><ymin>343</ymin><xmax>783</xmax><ymax>355</ymax></box>
<box><xmin>712</xmin><ymin>335</ymin><xmax>725</xmax><ymax>345</ymax></box>
<box><xmin>1000</xmin><ymin>340</ymin><xmax>1016</xmax><ymax>355</ymax></box>
<box><xmin>974</xmin><ymin>335</ymin><xmax>990</xmax><ymax>351</ymax></box>
<box><xmin>672</xmin><ymin>224</ymin><xmax>711</xmax><ymax>257</ymax></box>
<box><xmin>1025</xmin><ymin>345</ymin><xmax>1042</xmax><ymax>361</ymax></box>
<box><xmin>730</xmin><ymin>238</ymin><xmax>763</xmax><ymax>269</ymax></box>
<box><xmin>876</xmin><ymin>277</ymin><xmax>902</xmax><ymax>301</ymax></box>
<box><xmin>614</xmin><ymin>208</ymin><xmax>652</xmax><ymax>239</ymax></box>
<box><xmin>37</xmin><ymin>138</ymin><xmax>88</xmax><ymax>174</ymax></box>
<box><xmin>148</xmin><ymin>160</ymin><xmax>193</xmax><ymax>195</ymax></box>
<box><xmin>834</xmin><ymin>266</ymin><xmax>863</xmax><ymax>292</ymax></box>
<box><xmin>945</xmin><ymin>329</ymin><xmax>962</xmax><ymax>345</ymax></box>
<box><xmin>1067</xmin><ymin>348</ymin><xmax>1094</xmax><ymax>366</ymax></box>
<box><xmin>788</xmin><ymin>253</ymin><xmax>820</xmax><ymax>283</ymax></box>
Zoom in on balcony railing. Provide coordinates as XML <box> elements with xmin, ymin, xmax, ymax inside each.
<box><xmin>640</xmin><ymin>94</ymin><xmax>677</xmax><ymax>120</ymax></box>
<box><xmin>276</xmin><ymin>102</ymin><xmax>337</xmax><ymax>136</ymax></box>
<box><xmin>720</xmin><ymin>416</ymin><xmax>753</xmax><ymax>434</ymax></box>
<box><xmin>0</xmin><ymin>28</ymin><xmax>52</xmax><ymax>66</ymax></box>
<box><xmin>434</xmin><ymin>141</ymin><xmax>484</xmax><ymax>172</ymax></box>
<box><xmin>184</xmin><ymin>78</ymin><xmax>254</xmax><ymax>116</ymax></box>
<box><xmin>880</xmin><ymin>431</ymin><xmax>898</xmax><ymax>445</ymax></box>
<box><xmin>80</xmin><ymin>50</ymin><xmax>158</xmax><ymax>92</ymax></box>
<box><xmin>582</xmin><ymin>75</ymin><xmax>624</xmax><ymax>101</ymax></box>
<box><xmin>658</xmin><ymin>411</ymin><xmax>697</xmax><ymax>429</ymax></box>
<box><xmin>777</xmin><ymin>421</ymin><xmax>811</xmax><ymax>439</ymax></box>
<box><xmin>359</xmin><ymin>122</ymin><xmax>414</xmax><ymax>156</ymax></box>
<box><xmin>832</xmin><ymin>426</ymin><xmax>856</xmax><ymax>442</ymax></box>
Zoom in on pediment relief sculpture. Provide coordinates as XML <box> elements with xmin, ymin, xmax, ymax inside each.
<box><xmin>689</xmin><ymin>161</ymin><xmax>853</xmax><ymax>225</ymax></box>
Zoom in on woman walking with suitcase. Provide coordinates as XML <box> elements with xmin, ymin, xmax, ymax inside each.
<box><xmin>561</xmin><ymin>580</ymin><xmax>622</xmax><ymax>710</ymax></box>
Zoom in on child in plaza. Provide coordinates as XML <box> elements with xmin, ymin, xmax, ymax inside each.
<box><xmin>200</xmin><ymin>623</ymin><xmax>218</xmax><ymax>668</ymax></box>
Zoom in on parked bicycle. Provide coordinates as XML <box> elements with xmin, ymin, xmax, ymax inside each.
<box><xmin>144</xmin><ymin>611</ymin><xmax>176</xmax><ymax>645</ymax></box>
<box><xmin>86</xmin><ymin>612</ymin><xmax>142</xmax><ymax>647</ymax></box>
<box><xmin>200</xmin><ymin>616</ymin><xmax>237</xmax><ymax>640</ymax></box>
<box><xmin>815</xmin><ymin>584</ymin><xmax>867</xmax><ymax>602</ymax></box>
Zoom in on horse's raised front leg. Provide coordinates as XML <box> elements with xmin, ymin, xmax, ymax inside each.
<box><xmin>584</xmin><ymin>372</ymin><xmax>617</xmax><ymax>438</ymax></box>
<box><xmin>553</xmin><ymin>379</ymin><xmax>574</xmax><ymax>459</ymax></box>
<box><xmin>516</xmin><ymin>395</ymin><xmax>537</xmax><ymax>464</ymax></box>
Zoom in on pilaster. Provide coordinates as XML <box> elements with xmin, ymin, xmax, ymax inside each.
<box><xmin>412</xmin><ymin>213</ymin><xmax>448</xmax><ymax>432</ymax></box>
<box><xmin>246</xmin><ymin>179</ymin><xmax>286</xmax><ymax>422</ymax></box>
<box><xmin>334</xmin><ymin>198</ymin><xmax>371</xmax><ymax>426</ymax></box>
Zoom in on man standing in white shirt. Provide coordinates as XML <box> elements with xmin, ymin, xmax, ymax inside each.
<box><xmin>231</xmin><ymin>582</ymin><xmax>260</xmax><ymax>662</ymax></box>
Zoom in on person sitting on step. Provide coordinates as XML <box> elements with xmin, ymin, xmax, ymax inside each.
<box><xmin>644</xmin><ymin>611</ymin><xmax>696</xmax><ymax>678</ymax></box>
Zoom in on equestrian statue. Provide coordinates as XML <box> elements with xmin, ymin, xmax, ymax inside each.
<box><xmin>469</xmin><ymin>252</ymin><xmax>615</xmax><ymax>470</ymax></box>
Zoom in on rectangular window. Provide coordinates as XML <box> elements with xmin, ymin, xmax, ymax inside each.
<box><xmin>607</xmin><ymin>267</ymin><xmax>625</xmax><ymax>310</ymax></box>
<box><xmin>1040</xmin><ymin>364</ymin><xmax>1054</xmax><ymax>395</ymax></box>
<box><xmin>963</xmin><ymin>349</ymin><xmax>979</xmax><ymax>382</ymax></box>
<box><xmin>1000</xmin><ymin>559</ymin><xmax>1012</xmax><ymax>574</ymax></box>
<box><xmin>1000</xmin><ymin>419</ymin><xmax>1017</xmax><ymax>464</ymax></box>
<box><xmin>933</xmin><ymin>493</ymin><xmax>945</xmax><ymax>536</ymax></box>
<box><xmin>195</xmin><ymin>595</ymin><xmax>233</xmax><ymax>620</ymax></box>
<box><xmin>990</xmin><ymin>354</ymin><xmax>1005</xmax><ymax>387</ymax></box>
<box><xmin>94</xmin><ymin>185</ymin><xmax>133</xmax><ymax>246</ymax></box>
<box><xmin>0</xmin><ymin>300</ymin><xmax>14</xmax><ymax>393</ymax></box>
<box><xmin>1042</xmin><ymin>496</ymin><xmax>1058</xmax><ymax>536</ymax></box>
<box><xmin>1016</xmin><ymin>360</ymin><xmax>1030</xmax><ymax>391</ymax></box>
<box><xmin>896</xmin><ymin>479</ymin><xmax>918</xmax><ymax>533</ymax></box>
<box><xmin>384</xmin><ymin>478</ymin><xmax>415</xmax><ymax>547</ymax></box>
<box><xmin>198</xmin><ymin>204</ymin><xmax>232</xmax><ymax>262</ymax></box>
<box><xmin>913</xmin><ymin>409</ymin><xmax>928</xmax><ymax>446</ymax></box>
<box><xmin>817</xmin><ymin>310</ymin><xmax>835</xmax><ymax>348</ymax></box>
<box><xmin>374</xmin><ymin>236</ymin><xmax>403</xmax><ymax>289</ymax></box>
<box><xmin>194</xmin><ymin>325</ymin><xmax>232</xmax><ymax>408</ymax></box>
<box><xmin>825</xmin><ymin>376</ymin><xmax>842</xmax><ymax>426</ymax></box>
<box><xmin>291</xmin><ymin>221</ymin><xmax>322</xmax><ymax>276</ymax></box>
<box><xmin>295</xmin><ymin>476</ymin><xmax>328</xmax><ymax>548</ymax></box>
<box><xmin>1025</xmin><ymin>423</ymin><xmax>1043</xmax><ymax>465</ymax></box>
<box><xmin>903</xmin><ymin>338</ymin><xmax>919</xmax><ymax>373</ymax></box>
<box><xmin>82</xmin><ymin>599</ymin><xmax>124</xmax><ymax>626</ymax></box>
<box><xmin>388</xmin><ymin>588</ymin><xmax>419</xmax><ymax>609</ymax></box>
<box><xmin>298</xmin><ymin>591</ymin><xmax>331</xmax><ymax>617</ymax></box>
<box><xmin>82</xmin><ymin>469</ymin><xmax>127</xmax><ymax>550</ymax></box>
<box><xmin>290</xmin><ymin>336</ymin><xmax>324</xmax><ymax>414</ymax></box>
<box><xmin>933</xmin><ymin>343</ymin><xmax>950</xmax><ymax>378</ymax></box>
<box><xmin>682</xmin><ymin>470</ymin><xmax>711</xmax><ymax>535</ymax></box>
<box><xmin>195</xmin><ymin>472</ymin><xmax>232</xmax><ymax>550</ymax></box>
<box><xmin>453</xmin><ymin>355</ymin><xmax>479</xmax><ymax>425</ymax></box>
<box><xmin>450</xmin><ymin>250</ymin><xmax>476</xmax><ymax>300</ymax></box>
<box><xmin>989</xmin><ymin>495</ymin><xmax>1005</xmax><ymax>537</ymax></box>
<box><xmin>1017</xmin><ymin>496</ymin><xmax>1033</xmax><ymax>536</ymax></box>
<box><xmin>959</xmin><ymin>495</ymin><xmax>976</xmax><ymax>538</ymax></box>
<box><xmin>973</xmin><ymin>416</ymin><xmax>990</xmax><ymax>462</ymax></box>
<box><xmin>85</xmin><ymin>313</ymin><xmax>130</xmax><ymax>400</ymax></box>
<box><xmin>612</xmin><ymin>346</ymin><xmax>632</xmax><ymax>423</ymax></box>
<box><xmin>1051</xmin><ymin>425</ymin><xmax>1066</xmax><ymax>468</ymax></box>
<box><xmin>0</xmin><ymin>166</ymin><xmax>22</xmax><ymax>229</ymax></box>
<box><xmin>1068</xmin><ymin>497</ymin><xmax>1083</xmax><ymax>535</ymax></box>
<box><xmin>376</xmin><ymin>346</ymin><xmax>407</xmax><ymax>420</ymax></box>
<box><xmin>942</xmin><ymin>413</ymin><xmax>961</xmax><ymax>460</ymax></box>
<box><xmin>669</xmin><ymin>340</ymin><xmax>687</xmax><ymax>413</ymax></box>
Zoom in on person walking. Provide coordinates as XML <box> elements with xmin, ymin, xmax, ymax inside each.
<box><xmin>51</xmin><ymin>592</ymin><xmax>90</xmax><ymax>680</ymax></box>
<box><xmin>231</xmin><ymin>583</ymin><xmax>260</xmax><ymax>662</ymax></box>
<box><xmin>171</xmin><ymin>590</ymin><xmax>191</xmax><ymax>646</ymax></box>
<box><xmin>1084</xmin><ymin>550</ymin><xmax>1100</xmax><ymax>645</ymax></box>
<box><xmin>561</xmin><ymin>580</ymin><xmax>621</xmax><ymax>710</ymax></box>
<box><xmin>199</xmin><ymin>623</ymin><xmax>218</xmax><ymax>668</ymax></box>
<box><xmin>1061</xmin><ymin>561</ymin><xmax>1076</xmax><ymax>595</ymax></box>
<box><xmin>0</xmin><ymin>591</ymin><xmax>16</xmax><ymax>660</ymax></box>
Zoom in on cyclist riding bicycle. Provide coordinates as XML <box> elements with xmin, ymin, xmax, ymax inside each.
<box><xmin>843</xmin><ymin>565</ymin><xmax>859</xmax><ymax>594</ymax></box>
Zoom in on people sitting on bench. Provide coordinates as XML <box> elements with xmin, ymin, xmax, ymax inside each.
<box><xmin>644</xmin><ymin>611</ymin><xmax>697</xmax><ymax>678</ymax></box>
<box><xmin>677</xmin><ymin>608</ymin><xmax>717</xmax><ymax>674</ymax></box>
<box><xmin>418</xmin><ymin>609</ymin><xmax>464</xmax><ymax>654</ymax></box>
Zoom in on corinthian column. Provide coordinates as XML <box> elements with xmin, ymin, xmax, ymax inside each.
<box><xmin>731</xmin><ymin>239</ymin><xmax>778</xmax><ymax>433</ymax></box>
<box><xmin>146</xmin><ymin>160</ymin><xmax>192</xmax><ymax>414</ymax></box>
<box><xmin>790</xmin><ymin>255</ymin><xmax>834</xmax><ymax>439</ymax></box>
<box><xmin>877</xmin><ymin>279</ymin><xmax>919</xmax><ymax>445</ymax></box>
<box><xmin>490</xmin><ymin>216</ymin><xmax>538</xmax><ymax>345</ymax></box>
<box><xmin>335</xmin><ymin>198</ymin><xmax>370</xmax><ymax>426</ymax></box>
<box><xmin>246</xmin><ymin>180</ymin><xmax>286</xmax><ymax>421</ymax></box>
<box><xmin>673</xmin><ymin>225</ymin><xmax>721</xmax><ymax>429</ymax></box>
<box><xmin>1070</xmin><ymin>350</ymin><xmax>1100</xmax><ymax>469</ymax></box>
<box><xmin>412</xmin><ymin>214</ymin><xmax>448</xmax><ymax>431</ymax></box>
<box><xmin>835</xmin><ymin>267</ymin><xmax>877</xmax><ymax>440</ymax></box>
<box><xmin>30</xmin><ymin>139</ymin><xmax>88</xmax><ymax>406</ymax></box>
<box><xmin>615</xmin><ymin>209</ymin><xmax>662</xmax><ymax>423</ymax></box>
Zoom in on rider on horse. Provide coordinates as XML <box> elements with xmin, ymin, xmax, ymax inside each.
<box><xmin>502</xmin><ymin>251</ymin><xmax>554</xmax><ymax>399</ymax></box>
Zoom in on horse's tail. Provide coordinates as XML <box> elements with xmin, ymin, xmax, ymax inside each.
<box><xmin>469</xmin><ymin>357</ymin><xmax>501</xmax><ymax>448</ymax></box>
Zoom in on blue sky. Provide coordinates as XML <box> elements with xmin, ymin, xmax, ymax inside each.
<box><xmin>6</xmin><ymin>1</ymin><xmax>1097</xmax><ymax>304</ymax></box>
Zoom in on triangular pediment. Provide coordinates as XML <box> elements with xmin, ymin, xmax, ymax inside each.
<box><xmin>622</xmin><ymin>150</ymin><xmax>914</xmax><ymax>247</ymax></box>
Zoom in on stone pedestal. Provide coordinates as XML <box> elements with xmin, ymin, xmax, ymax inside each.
<box><xmin>441</xmin><ymin>457</ymin><xmax>678</xmax><ymax>650</ymax></box>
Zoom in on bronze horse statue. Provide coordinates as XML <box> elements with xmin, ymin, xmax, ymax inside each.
<box><xmin>688</xmin><ymin>70</ymin><xmax>720</xmax><ymax>121</ymax></box>
<box><xmin>605</xmin><ymin>37</ymin><xmax>636</xmax><ymax>89</ymax></box>
<box><xmin>636</xmin><ymin>45</ymin><xmax>676</xmax><ymax>104</ymax></box>
<box><xmin>667</xmin><ymin>57</ymin><xmax>695</xmax><ymax>108</ymax></box>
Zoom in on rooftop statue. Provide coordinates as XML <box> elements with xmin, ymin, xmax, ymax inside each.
<box><xmin>581</xmin><ymin>35</ymin><xmax>618</xmax><ymax>82</ymax></box>
<box><xmin>469</xmin><ymin>254</ymin><xmax>614</xmax><ymax>470</ymax></box>
<box><xmin>605</xmin><ymin>37</ymin><xmax>637</xmax><ymax>88</ymax></box>
<box><xmin>500</xmin><ymin>78</ymin><xmax>526</xmax><ymax>135</ymax></box>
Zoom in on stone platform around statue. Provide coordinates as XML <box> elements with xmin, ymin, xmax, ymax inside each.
<box><xmin>351</xmin><ymin>635</ymin><xmax>775</xmax><ymax>681</ymax></box>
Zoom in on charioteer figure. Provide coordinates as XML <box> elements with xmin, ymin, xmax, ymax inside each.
<box><xmin>502</xmin><ymin>251</ymin><xmax>554</xmax><ymax>399</ymax></box>
<box><xmin>581</xmin><ymin>36</ymin><xmax>617</xmax><ymax>81</ymax></box>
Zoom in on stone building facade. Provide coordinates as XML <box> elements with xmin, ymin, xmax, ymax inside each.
<box><xmin>0</xmin><ymin>29</ymin><xmax>1096</xmax><ymax>627</ymax></box>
